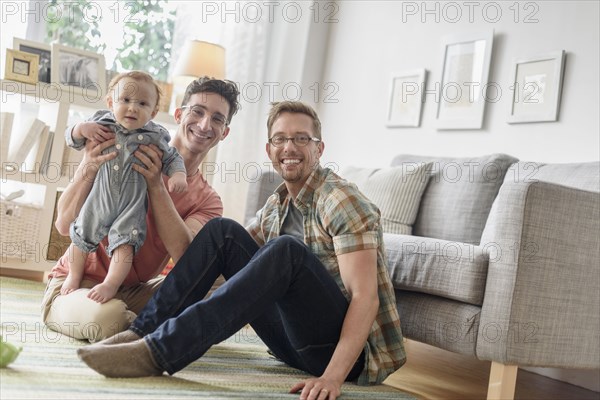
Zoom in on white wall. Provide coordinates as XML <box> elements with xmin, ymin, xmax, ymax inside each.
<box><xmin>317</xmin><ymin>0</ymin><xmax>599</xmax><ymax>391</ymax></box>
<box><xmin>318</xmin><ymin>1</ymin><xmax>600</xmax><ymax>170</ymax></box>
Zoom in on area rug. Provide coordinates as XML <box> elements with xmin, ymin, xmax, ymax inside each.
<box><xmin>0</xmin><ymin>277</ymin><xmax>415</xmax><ymax>400</ymax></box>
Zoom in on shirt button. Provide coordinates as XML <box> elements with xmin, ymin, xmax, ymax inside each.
<box><xmin>137</xmin><ymin>134</ymin><xmax>144</xmax><ymax>141</ymax></box>
<box><xmin>113</xmin><ymin>165</ymin><xmax>119</xmax><ymax>171</ymax></box>
<box><xmin>116</xmin><ymin>144</ymin><xmax>122</xmax><ymax>150</ymax></box>
<box><xmin>132</xmin><ymin>229</ymin><xmax>138</xmax><ymax>235</ymax></box>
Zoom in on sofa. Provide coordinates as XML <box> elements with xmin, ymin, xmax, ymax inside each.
<box><xmin>243</xmin><ymin>154</ymin><xmax>600</xmax><ymax>400</ymax></box>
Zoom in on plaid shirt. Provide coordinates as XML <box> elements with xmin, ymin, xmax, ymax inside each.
<box><xmin>247</xmin><ymin>166</ymin><xmax>406</xmax><ymax>384</ymax></box>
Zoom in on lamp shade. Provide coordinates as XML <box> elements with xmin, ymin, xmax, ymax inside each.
<box><xmin>172</xmin><ymin>40</ymin><xmax>225</xmax><ymax>85</ymax></box>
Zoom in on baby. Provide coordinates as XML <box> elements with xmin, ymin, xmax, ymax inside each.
<box><xmin>61</xmin><ymin>71</ymin><xmax>187</xmax><ymax>303</ymax></box>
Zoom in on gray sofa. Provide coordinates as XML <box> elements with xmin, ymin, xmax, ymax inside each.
<box><xmin>244</xmin><ymin>154</ymin><xmax>600</xmax><ymax>399</ymax></box>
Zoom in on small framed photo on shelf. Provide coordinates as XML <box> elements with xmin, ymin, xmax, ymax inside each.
<box><xmin>386</xmin><ymin>69</ymin><xmax>427</xmax><ymax>128</ymax></box>
<box><xmin>13</xmin><ymin>38</ymin><xmax>51</xmax><ymax>84</ymax></box>
<box><xmin>436</xmin><ymin>30</ymin><xmax>494</xmax><ymax>130</ymax></box>
<box><xmin>507</xmin><ymin>50</ymin><xmax>566</xmax><ymax>124</ymax></box>
<box><xmin>51</xmin><ymin>43</ymin><xmax>106</xmax><ymax>94</ymax></box>
<box><xmin>4</xmin><ymin>49</ymin><xmax>39</xmax><ymax>85</ymax></box>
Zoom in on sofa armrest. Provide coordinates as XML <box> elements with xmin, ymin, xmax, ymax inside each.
<box><xmin>478</xmin><ymin>180</ymin><xmax>600</xmax><ymax>368</ymax></box>
<box><xmin>384</xmin><ymin>233</ymin><xmax>489</xmax><ymax>305</ymax></box>
<box><xmin>243</xmin><ymin>169</ymin><xmax>283</xmax><ymax>226</ymax></box>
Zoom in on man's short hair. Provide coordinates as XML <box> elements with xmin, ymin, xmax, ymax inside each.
<box><xmin>267</xmin><ymin>101</ymin><xmax>322</xmax><ymax>139</ymax></box>
<box><xmin>181</xmin><ymin>77</ymin><xmax>241</xmax><ymax>125</ymax></box>
<box><xmin>106</xmin><ymin>70</ymin><xmax>162</xmax><ymax>109</ymax></box>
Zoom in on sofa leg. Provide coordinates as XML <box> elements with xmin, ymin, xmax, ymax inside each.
<box><xmin>487</xmin><ymin>362</ymin><xmax>518</xmax><ymax>400</ymax></box>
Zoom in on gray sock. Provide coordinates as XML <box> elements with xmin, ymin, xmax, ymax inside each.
<box><xmin>97</xmin><ymin>330</ymin><xmax>141</xmax><ymax>346</ymax></box>
<box><xmin>77</xmin><ymin>338</ymin><xmax>163</xmax><ymax>378</ymax></box>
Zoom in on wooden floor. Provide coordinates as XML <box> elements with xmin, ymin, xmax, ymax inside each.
<box><xmin>384</xmin><ymin>339</ymin><xmax>599</xmax><ymax>400</ymax></box>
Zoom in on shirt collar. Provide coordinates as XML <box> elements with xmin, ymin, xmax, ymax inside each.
<box><xmin>274</xmin><ymin>165</ymin><xmax>325</xmax><ymax>209</ymax></box>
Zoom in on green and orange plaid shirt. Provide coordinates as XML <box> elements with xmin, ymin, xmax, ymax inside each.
<box><xmin>246</xmin><ymin>166</ymin><xmax>406</xmax><ymax>384</ymax></box>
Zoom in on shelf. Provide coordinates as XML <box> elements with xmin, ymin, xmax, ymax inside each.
<box><xmin>1</xmin><ymin>168</ymin><xmax>71</xmax><ymax>188</ymax></box>
<box><xmin>1</xmin><ymin>79</ymin><xmax>105</xmax><ymax>108</ymax></box>
<box><xmin>2</xmin><ymin>79</ymin><xmax>175</xmax><ymax>126</ymax></box>
<box><xmin>1</xmin><ymin>257</ymin><xmax>55</xmax><ymax>273</ymax></box>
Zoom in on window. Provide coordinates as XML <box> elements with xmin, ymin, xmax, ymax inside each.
<box><xmin>42</xmin><ymin>0</ymin><xmax>177</xmax><ymax>81</ymax></box>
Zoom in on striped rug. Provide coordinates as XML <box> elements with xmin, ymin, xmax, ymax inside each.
<box><xmin>0</xmin><ymin>277</ymin><xmax>415</xmax><ymax>400</ymax></box>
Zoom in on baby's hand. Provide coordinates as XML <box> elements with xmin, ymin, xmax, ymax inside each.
<box><xmin>77</xmin><ymin>122</ymin><xmax>114</xmax><ymax>143</ymax></box>
<box><xmin>168</xmin><ymin>172</ymin><xmax>188</xmax><ymax>193</ymax></box>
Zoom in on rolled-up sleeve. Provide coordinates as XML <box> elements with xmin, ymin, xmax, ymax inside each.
<box><xmin>65</xmin><ymin>126</ymin><xmax>86</xmax><ymax>150</ymax></box>
<box><xmin>322</xmin><ymin>186</ymin><xmax>381</xmax><ymax>256</ymax></box>
<box><xmin>333</xmin><ymin>231</ymin><xmax>379</xmax><ymax>255</ymax></box>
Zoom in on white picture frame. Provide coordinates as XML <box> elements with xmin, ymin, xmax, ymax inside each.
<box><xmin>436</xmin><ymin>30</ymin><xmax>494</xmax><ymax>130</ymax></box>
<box><xmin>386</xmin><ymin>69</ymin><xmax>427</xmax><ymax>128</ymax></box>
<box><xmin>507</xmin><ymin>50</ymin><xmax>566</xmax><ymax>124</ymax></box>
<box><xmin>13</xmin><ymin>38</ymin><xmax>52</xmax><ymax>84</ymax></box>
<box><xmin>51</xmin><ymin>43</ymin><xmax>106</xmax><ymax>95</ymax></box>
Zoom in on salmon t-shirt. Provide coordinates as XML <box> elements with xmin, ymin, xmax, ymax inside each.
<box><xmin>50</xmin><ymin>173</ymin><xmax>223</xmax><ymax>286</ymax></box>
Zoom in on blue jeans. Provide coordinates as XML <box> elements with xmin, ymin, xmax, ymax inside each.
<box><xmin>130</xmin><ymin>218</ymin><xmax>364</xmax><ymax>380</ymax></box>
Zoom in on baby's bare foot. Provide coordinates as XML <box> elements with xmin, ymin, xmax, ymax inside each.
<box><xmin>87</xmin><ymin>282</ymin><xmax>118</xmax><ymax>303</ymax></box>
<box><xmin>61</xmin><ymin>274</ymin><xmax>81</xmax><ymax>295</ymax></box>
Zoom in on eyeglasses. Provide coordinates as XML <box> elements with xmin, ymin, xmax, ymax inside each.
<box><xmin>181</xmin><ymin>105</ymin><xmax>228</xmax><ymax>129</ymax></box>
<box><xmin>268</xmin><ymin>134</ymin><xmax>321</xmax><ymax>148</ymax></box>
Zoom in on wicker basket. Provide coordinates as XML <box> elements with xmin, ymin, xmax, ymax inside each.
<box><xmin>1</xmin><ymin>200</ymin><xmax>42</xmax><ymax>261</ymax></box>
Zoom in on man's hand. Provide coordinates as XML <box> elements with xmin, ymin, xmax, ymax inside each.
<box><xmin>75</xmin><ymin>122</ymin><xmax>114</xmax><ymax>142</ymax></box>
<box><xmin>54</xmin><ymin>138</ymin><xmax>117</xmax><ymax>234</ymax></box>
<box><xmin>79</xmin><ymin>139</ymin><xmax>118</xmax><ymax>182</ymax></box>
<box><xmin>290</xmin><ymin>376</ymin><xmax>341</xmax><ymax>400</ymax></box>
<box><xmin>133</xmin><ymin>144</ymin><xmax>164</xmax><ymax>189</ymax></box>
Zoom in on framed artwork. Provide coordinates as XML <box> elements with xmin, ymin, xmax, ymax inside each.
<box><xmin>13</xmin><ymin>38</ymin><xmax>51</xmax><ymax>84</ymax></box>
<box><xmin>386</xmin><ymin>69</ymin><xmax>427</xmax><ymax>128</ymax></box>
<box><xmin>507</xmin><ymin>50</ymin><xmax>566</xmax><ymax>124</ymax></box>
<box><xmin>4</xmin><ymin>49</ymin><xmax>39</xmax><ymax>85</ymax></box>
<box><xmin>436</xmin><ymin>30</ymin><xmax>494</xmax><ymax>130</ymax></box>
<box><xmin>51</xmin><ymin>43</ymin><xmax>106</xmax><ymax>94</ymax></box>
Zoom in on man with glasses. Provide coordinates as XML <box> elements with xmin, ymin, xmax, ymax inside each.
<box><xmin>78</xmin><ymin>101</ymin><xmax>406</xmax><ymax>400</ymax></box>
<box><xmin>42</xmin><ymin>76</ymin><xmax>240</xmax><ymax>342</ymax></box>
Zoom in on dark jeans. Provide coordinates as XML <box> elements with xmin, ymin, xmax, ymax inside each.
<box><xmin>130</xmin><ymin>218</ymin><xmax>365</xmax><ymax>380</ymax></box>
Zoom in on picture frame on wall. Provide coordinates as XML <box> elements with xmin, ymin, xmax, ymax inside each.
<box><xmin>4</xmin><ymin>49</ymin><xmax>39</xmax><ymax>85</ymax></box>
<box><xmin>386</xmin><ymin>69</ymin><xmax>427</xmax><ymax>128</ymax></box>
<box><xmin>507</xmin><ymin>50</ymin><xmax>566</xmax><ymax>124</ymax></box>
<box><xmin>13</xmin><ymin>38</ymin><xmax>51</xmax><ymax>84</ymax></box>
<box><xmin>436</xmin><ymin>30</ymin><xmax>494</xmax><ymax>130</ymax></box>
<box><xmin>51</xmin><ymin>43</ymin><xmax>106</xmax><ymax>94</ymax></box>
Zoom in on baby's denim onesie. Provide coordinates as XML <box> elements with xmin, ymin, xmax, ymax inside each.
<box><xmin>67</xmin><ymin>110</ymin><xmax>185</xmax><ymax>256</ymax></box>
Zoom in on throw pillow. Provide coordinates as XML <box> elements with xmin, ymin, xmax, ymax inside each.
<box><xmin>343</xmin><ymin>163</ymin><xmax>432</xmax><ymax>235</ymax></box>
<box><xmin>391</xmin><ymin>153</ymin><xmax>518</xmax><ymax>244</ymax></box>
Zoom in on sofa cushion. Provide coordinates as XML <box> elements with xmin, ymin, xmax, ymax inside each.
<box><xmin>507</xmin><ymin>161</ymin><xmax>600</xmax><ymax>192</ymax></box>
<box><xmin>244</xmin><ymin>169</ymin><xmax>283</xmax><ymax>226</ymax></box>
<box><xmin>385</xmin><ymin>233</ymin><xmax>489</xmax><ymax>306</ymax></box>
<box><xmin>343</xmin><ymin>163</ymin><xmax>432</xmax><ymax>234</ymax></box>
<box><xmin>395</xmin><ymin>290</ymin><xmax>480</xmax><ymax>356</ymax></box>
<box><xmin>391</xmin><ymin>153</ymin><xmax>518</xmax><ymax>245</ymax></box>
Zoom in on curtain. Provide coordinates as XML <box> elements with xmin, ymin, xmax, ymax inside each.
<box><xmin>172</xmin><ymin>1</ymin><xmax>331</xmax><ymax>223</ymax></box>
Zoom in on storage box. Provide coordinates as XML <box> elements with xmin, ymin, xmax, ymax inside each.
<box><xmin>1</xmin><ymin>200</ymin><xmax>42</xmax><ymax>261</ymax></box>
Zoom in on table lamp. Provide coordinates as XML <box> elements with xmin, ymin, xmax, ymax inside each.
<box><xmin>171</xmin><ymin>40</ymin><xmax>225</xmax><ymax>109</ymax></box>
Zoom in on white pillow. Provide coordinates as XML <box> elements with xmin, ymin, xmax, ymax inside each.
<box><xmin>344</xmin><ymin>163</ymin><xmax>432</xmax><ymax>234</ymax></box>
